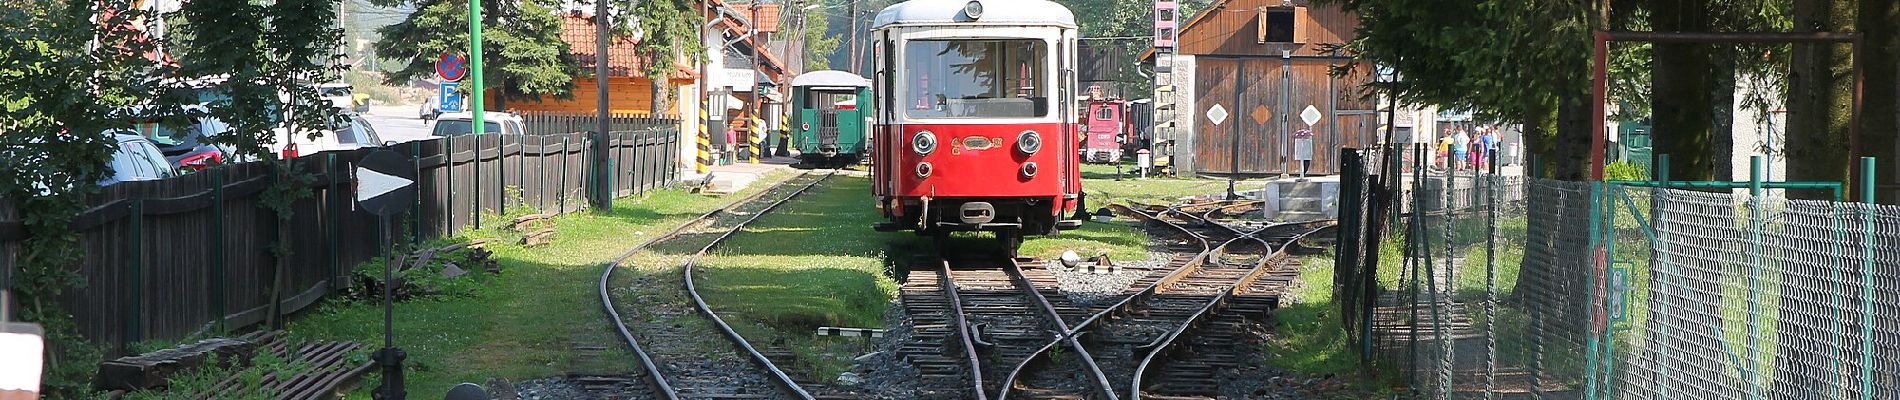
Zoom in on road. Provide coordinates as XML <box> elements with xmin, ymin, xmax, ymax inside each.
<box><xmin>362</xmin><ymin>104</ymin><xmax>434</xmax><ymax>144</ymax></box>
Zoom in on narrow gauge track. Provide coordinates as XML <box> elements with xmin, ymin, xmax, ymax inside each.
<box><xmin>597</xmin><ymin>171</ymin><xmax>836</xmax><ymax>400</ymax></box>
<box><xmin>1001</xmin><ymin>202</ymin><xmax>1332</xmax><ymax>400</ymax></box>
<box><xmin>1130</xmin><ymin>215</ymin><xmax>1333</xmax><ymax>399</ymax></box>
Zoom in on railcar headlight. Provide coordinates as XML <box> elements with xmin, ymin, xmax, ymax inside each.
<box><xmin>1017</xmin><ymin>130</ymin><xmax>1042</xmax><ymax>154</ymax></box>
<box><xmin>917</xmin><ymin>162</ymin><xmax>934</xmax><ymax>178</ymax></box>
<box><xmin>1021</xmin><ymin>162</ymin><xmax>1039</xmax><ymax>177</ymax></box>
<box><xmin>963</xmin><ymin>0</ymin><xmax>984</xmax><ymax>19</ymax></box>
<box><xmin>912</xmin><ymin>130</ymin><xmax>937</xmax><ymax>155</ymax></box>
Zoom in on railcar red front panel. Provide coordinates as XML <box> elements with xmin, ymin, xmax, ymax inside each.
<box><xmin>884</xmin><ymin>123</ymin><xmax>1072</xmax><ymax>198</ymax></box>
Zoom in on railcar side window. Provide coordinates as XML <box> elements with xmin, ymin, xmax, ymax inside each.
<box><xmin>903</xmin><ymin>39</ymin><xmax>1048</xmax><ymax>119</ymax></box>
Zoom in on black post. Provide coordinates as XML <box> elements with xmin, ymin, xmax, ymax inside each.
<box><xmin>375</xmin><ymin>215</ymin><xmax>406</xmax><ymax>400</ymax></box>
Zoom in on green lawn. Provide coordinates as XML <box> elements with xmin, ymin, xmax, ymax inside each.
<box><xmin>688</xmin><ymin>176</ymin><xmax>915</xmax><ymax>380</ymax></box>
<box><xmin>287</xmin><ymin>172</ymin><xmax>792</xmax><ymax>398</ymax></box>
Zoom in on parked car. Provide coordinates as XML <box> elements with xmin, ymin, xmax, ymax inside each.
<box><xmin>318</xmin><ymin>83</ymin><xmax>367</xmax><ymax>113</ymax></box>
<box><xmin>126</xmin><ymin>105</ymin><xmax>231</xmax><ymax>171</ymax></box>
<box><xmin>101</xmin><ymin>132</ymin><xmax>181</xmax><ymax>185</ymax></box>
<box><xmin>278</xmin><ymin>111</ymin><xmax>387</xmax><ymax>158</ymax></box>
<box><xmin>431</xmin><ymin>112</ymin><xmax>526</xmax><ymax>137</ymax></box>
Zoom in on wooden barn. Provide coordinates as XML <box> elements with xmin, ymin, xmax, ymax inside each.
<box><xmin>1143</xmin><ymin>0</ymin><xmax>1375</xmax><ymax>176</ymax></box>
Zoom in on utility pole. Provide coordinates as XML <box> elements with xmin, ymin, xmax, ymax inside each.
<box><xmin>846</xmin><ymin>0</ymin><xmax>859</xmax><ymax>74</ymax></box>
<box><xmin>748</xmin><ymin>0</ymin><xmax>763</xmax><ymax>163</ymax></box>
<box><xmin>696</xmin><ymin>0</ymin><xmax>713</xmax><ymax>173</ymax></box>
<box><xmin>470</xmin><ymin>0</ymin><xmax>485</xmax><ymax>138</ymax></box>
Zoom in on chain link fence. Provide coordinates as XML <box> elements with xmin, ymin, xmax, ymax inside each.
<box><xmin>1374</xmin><ymin>175</ymin><xmax>1900</xmax><ymax>399</ymax></box>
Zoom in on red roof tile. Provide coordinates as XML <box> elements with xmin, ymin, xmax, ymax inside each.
<box><xmin>729</xmin><ymin>3</ymin><xmax>782</xmax><ymax>33</ymax></box>
<box><xmin>560</xmin><ymin>14</ymin><xmax>694</xmax><ymax>79</ymax></box>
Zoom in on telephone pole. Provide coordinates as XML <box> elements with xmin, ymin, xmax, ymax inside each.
<box><xmin>846</xmin><ymin>0</ymin><xmax>859</xmax><ymax>74</ymax></box>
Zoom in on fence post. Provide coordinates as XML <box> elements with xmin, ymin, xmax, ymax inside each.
<box><xmin>412</xmin><ymin>141</ymin><xmax>424</xmax><ymax>242</ymax></box>
<box><xmin>210</xmin><ymin>168</ymin><xmax>227</xmax><ymax>332</ymax></box>
<box><xmin>1746</xmin><ymin>156</ymin><xmax>1764</xmax><ymax>400</ymax></box>
<box><xmin>559</xmin><ymin>135</ymin><xmax>570</xmax><ymax>213</ymax></box>
<box><xmin>474</xmin><ymin>136</ymin><xmax>483</xmax><ymax>230</ymax></box>
<box><xmin>444</xmin><ymin>136</ymin><xmax>454</xmax><ymax>234</ymax></box>
<box><xmin>1859</xmin><ymin>157</ymin><xmax>1877</xmax><ymax>400</ymax></box>
<box><xmin>1583</xmin><ymin>180</ymin><xmax>1604</xmax><ymax>400</ymax></box>
<box><xmin>328</xmin><ymin>154</ymin><xmax>346</xmax><ymax>290</ymax></box>
<box><xmin>126</xmin><ymin>199</ymin><xmax>143</xmax><ymax>349</ymax></box>
<box><xmin>516</xmin><ymin>134</ymin><xmax>525</xmax><ymax>208</ymax></box>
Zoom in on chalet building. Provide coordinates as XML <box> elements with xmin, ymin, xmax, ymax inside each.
<box><xmin>1143</xmin><ymin>0</ymin><xmax>1375</xmax><ymax>176</ymax></box>
<box><xmin>501</xmin><ymin>2</ymin><xmax>791</xmax><ymax>170</ymax></box>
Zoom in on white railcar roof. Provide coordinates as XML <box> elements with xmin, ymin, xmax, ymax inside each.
<box><xmin>872</xmin><ymin>0</ymin><xmax>1076</xmax><ymax>29</ymax></box>
<box><xmin>791</xmin><ymin>70</ymin><xmax>871</xmax><ymax>88</ymax></box>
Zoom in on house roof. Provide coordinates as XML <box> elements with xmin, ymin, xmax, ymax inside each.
<box><xmin>728</xmin><ymin>3</ymin><xmax>782</xmax><ymax>33</ymax></box>
<box><xmin>560</xmin><ymin>14</ymin><xmax>696</xmax><ymax>79</ymax></box>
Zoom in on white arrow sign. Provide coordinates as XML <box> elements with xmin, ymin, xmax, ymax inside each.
<box><xmin>356</xmin><ymin>166</ymin><xmax>415</xmax><ymax>203</ymax></box>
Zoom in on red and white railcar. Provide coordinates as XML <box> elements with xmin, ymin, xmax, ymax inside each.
<box><xmin>868</xmin><ymin>0</ymin><xmax>1084</xmax><ymax>251</ymax></box>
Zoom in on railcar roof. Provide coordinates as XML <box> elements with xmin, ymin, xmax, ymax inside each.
<box><xmin>791</xmin><ymin>70</ymin><xmax>871</xmax><ymax>88</ymax></box>
<box><xmin>872</xmin><ymin>0</ymin><xmax>1076</xmax><ymax>29</ymax></box>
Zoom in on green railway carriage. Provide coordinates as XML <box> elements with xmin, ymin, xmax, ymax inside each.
<box><xmin>790</xmin><ymin>70</ymin><xmax>873</xmax><ymax>167</ymax></box>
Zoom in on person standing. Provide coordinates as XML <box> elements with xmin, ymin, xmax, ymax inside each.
<box><xmin>1437</xmin><ymin>129</ymin><xmax>1454</xmax><ymax>170</ymax></box>
<box><xmin>1453</xmin><ymin>128</ymin><xmax>1470</xmax><ymax>172</ymax></box>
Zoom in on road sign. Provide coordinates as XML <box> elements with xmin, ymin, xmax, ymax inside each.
<box><xmin>439</xmin><ymin>82</ymin><xmax>464</xmax><ymax>113</ymax></box>
<box><xmin>356</xmin><ymin>150</ymin><xmax>417</xmax><ymax>217</ymax></box>
<box><xmin>436</xmin><ymin>52</ymin><xmax>469</xmax><ymax>82</ymax></box>
<box><xmin>1293</xmin><ymin>129</ymin><xmax>1314</xmax><ymax>161</ymax></box>
<box><xmin>1205</xmin><ymin>104</ymin><xmax>1228</xmax><ymax>125</ymax></box>
<box><xmin>1300</xmin><ymin>105</ymin><xmax>1323</xmax><ymax>126</ymax></box>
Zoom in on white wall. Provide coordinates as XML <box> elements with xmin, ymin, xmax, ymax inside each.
<box><xmin>1731</xmin><ymin>74</ymin><xmax>1788</xmax><ymax>182</ymax></box>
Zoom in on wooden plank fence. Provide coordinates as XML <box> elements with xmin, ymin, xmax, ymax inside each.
<box><xmin>0</xmin><ymin>117</ymin><xmax>679</xmax><ymax>355</ymax></box>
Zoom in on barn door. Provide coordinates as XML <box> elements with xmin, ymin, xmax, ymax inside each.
<box><xmin>1193</xmin><ymin>58</ymin><xmax>1240</xmax><ymax>176</ymax></box>
<box><xmin>1240</xmin><ymin>58</ymin><xmax>1287</xmax><ymax>175</ymax></box>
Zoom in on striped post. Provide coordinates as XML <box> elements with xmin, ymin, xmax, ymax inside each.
<box><xmin>777</xmin><ymin>111</ymin><xmax>791</xmax><ymax>157</ymax></box>
<box><xmin>697</xmin><ymin>99</ymin><xmax>712</xmax><ymax>174</ymax></box>
<box><xmin>749</xmin><ymin>115</ymin><xmax>764</xmax><ymax>164</ymax></box>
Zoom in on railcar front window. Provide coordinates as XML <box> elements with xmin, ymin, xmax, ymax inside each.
<box><xmin>904</xmin><ymin>39</ymin><xmax>1047</xmax><ymax>119</ymax></box>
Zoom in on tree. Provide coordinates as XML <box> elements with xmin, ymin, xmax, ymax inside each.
<box><xmin>0</xmin><ymin>1</ymin><xmax>157</xmax><ymax>395</ymax></box>
<box><xmin>629</xmin><ymin>0</ymin><xmax>705</xmax><ymax>116</ymax></box>
<box><xmin>1860</xmin><ymin>0</ymin><xmax>1898</xmax><ymax>204</ymax></box>
<box><xmin>371</xmin><ymin>0</ymin><xmax>579</xmax><ymax>109</ymax></box>
<box><xmin>1784</xmin><ymin>0</ymin><xmax>1853</xmax><ymax>199</ymax></box>
<box><xmin>784</xmin><ymin>1</ymin><xmax>841</xmax><ymax>71</ymax></box>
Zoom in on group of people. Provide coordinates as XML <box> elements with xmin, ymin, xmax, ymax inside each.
<box><xmin>1437</xmin><ymin>127</ymin><xmax>1501</xmax><ymax>172</ymax></box>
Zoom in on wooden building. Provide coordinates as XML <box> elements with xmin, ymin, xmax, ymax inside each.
<box><xmin>1143</xmin><ymin>0</ymin><xmax>1375</xmax><ymax>176</ymax></box>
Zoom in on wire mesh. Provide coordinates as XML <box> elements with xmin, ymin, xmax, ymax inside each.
<box><xmin>1603</xmin><ymin>185</ymin><xmax>1900</xmax><ymax>400</ymax></box>
<box><xmin>1384</xmin><ymin>177</ymin><xmax>1900</xmax><ymax>399</ymax></box>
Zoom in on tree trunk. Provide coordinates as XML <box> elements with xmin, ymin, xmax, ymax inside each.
<box><xmin>1785</xmin><ymin>0</ymin><xmax>1854</xmax><ymax>200</ymax></box>
<box><xmin>652</xmin><ymin>78</ymin><xmax>672</xmax><ymax>117</ymax></box>
<box><xmin>1553</xmin><ymin>85</ymin><xmax>1593</xmax><ymax>180</ymax></box>
<box><xmin>1710</xmin><ymin>49</ymin><xmax>1737</xmax><ymax>180</ymax></box>
<box><xmin>1860</xmin><ymin>0</ymin><xmax>1899</xmax><ymax>204</ymax></box>
<box><xmin>1650</xmin><ymin>0</ymin><xmax>1717</xmax><ymax>181</ymax></box>
<box><xmin>1776</xmin><ymin>2</ymin><xmax>1857</xmax><ymax>396</ymax></box>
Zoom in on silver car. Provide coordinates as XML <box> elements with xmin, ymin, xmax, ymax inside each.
<box><xmin>101</xmin><ymin>132</ymin><xmax>180</xmax><ymax>186</ymax></box>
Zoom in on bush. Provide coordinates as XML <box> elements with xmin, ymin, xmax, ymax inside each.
<box><xmin>1605</xmin><ymin>161</ymin><xmax>1650</xmax><ymax>181</ymax></box>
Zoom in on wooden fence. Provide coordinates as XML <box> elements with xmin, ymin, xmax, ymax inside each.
<box><xmin>0</xmin><ymin>119</ymin><xmax>680</xmax><ymax>355</ymax></box>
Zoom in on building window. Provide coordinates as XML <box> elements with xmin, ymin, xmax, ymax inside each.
<box><xmin>1260</xmin><ymin>8</ymin><xmax>1296</xmax><ymax>43</ymax></box>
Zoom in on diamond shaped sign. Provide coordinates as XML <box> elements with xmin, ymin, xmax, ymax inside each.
<box><xmin>1300</xmin><ymin>105</ymin><xmax>1323</xmax><ymax>126</ymax></box>
<box><xmin>1205</xmin><ymin>104</ymin><xmax>1229</xmax><ymax>125</ymax></box>
<box><xmin>1250</xmin><ymin>105</ymin><xmax>1272</xmax><ymax>124</ymax></box>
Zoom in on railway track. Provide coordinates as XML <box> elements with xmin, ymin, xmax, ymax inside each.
<box><xmin>596</xmin><ymin>171</ymin><xmax>837</xmax><ymax>400</ymax></box>
<box><xmin>999</xmin><ymin>202</ymin><xmax>1332</xmax><ymax>400</ymax></box>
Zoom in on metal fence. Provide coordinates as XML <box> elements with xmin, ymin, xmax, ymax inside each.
<box><xmin>0</xmin><ymin>118</ymin><xmax>680</xmax><ymax>355</ymax></box>
<box><xmin>1365</xmin><ymin>172</ymin><xmax>1900</xmax><ymax>399</ymax></box>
